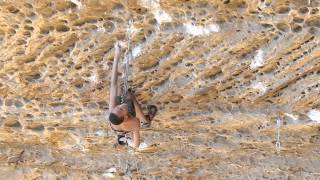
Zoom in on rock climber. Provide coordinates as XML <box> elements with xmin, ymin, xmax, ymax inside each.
<box><xmin>108</xmin><ymin>42</ymin><xmax>157</xmax><ymax>149</ymax></box>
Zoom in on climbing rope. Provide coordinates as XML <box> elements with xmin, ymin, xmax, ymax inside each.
<box><xmin>122</xmin><ymin>18</ymin><xmax>133</xmax><ymax>95</ymax></box>
<box><xmin>275</xmin><ymin>117</ymin><xmax>281</xmax><ymax>150</ymax></box>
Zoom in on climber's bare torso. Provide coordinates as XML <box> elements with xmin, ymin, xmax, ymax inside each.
<box><xmin>108</xmin><ymin>43</ymin><xmax>157</xmax><ymax>149</ymax></box>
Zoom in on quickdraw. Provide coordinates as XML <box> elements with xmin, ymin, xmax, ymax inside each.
<box><xmin>122</xmin><ymin>18</ymin><xmax>133</xmax><ymax>95</ymax></box>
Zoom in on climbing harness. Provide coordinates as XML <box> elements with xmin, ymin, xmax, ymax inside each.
<box><xmin>122</xmin><ymin>18</ymin><xmax>134</xmax><ymax>95</ymax></box>
<box><xmin>275</xmin><ymin>117</ymin><xmax>281</xmax><ymax>150</ymax></box>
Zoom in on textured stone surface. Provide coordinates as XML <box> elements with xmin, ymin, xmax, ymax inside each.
<box><xmin>0</xmin><ymin>0</ymin><xmax>320</xmax><ymax>179</ymax></box>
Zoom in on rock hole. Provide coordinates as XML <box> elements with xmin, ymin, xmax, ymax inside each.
<box><xmin>223</xmin><ymin>0</ymin><xmax>230</xmax><ymax>4</ymax></box>
<box><xmin>56</xmin><ymin>24</ymin><xmax>70</xmax><ymax>32</ymax></box>
<box><xmin>28</xmin><ymin>124</ymin><xmax>45</xmax><ymax>132</ymax></box>
<box><xmin>75</xmin><ymin>65</ymin><xmax>82</xmax><ymax>70</ymax></box>
<box><xmin>299</xmin><ymin>7</ymin><xmax>309</xmax><ymax>14</ymax></box>
<box><xmin>7</xmin><ymin>6</ymin><xmax>19</xmax><ymax>13</ymax></box>
<box><xmin>14</xmin><ymin>100</ymin><xmax>24</xmax><ymax>108</ymax></box>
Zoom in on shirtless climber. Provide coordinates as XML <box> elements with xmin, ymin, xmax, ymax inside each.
<box><xmin>108</xmin><ymin>42</ymin><xmax>157</xmax><ymax>149</ymax></box>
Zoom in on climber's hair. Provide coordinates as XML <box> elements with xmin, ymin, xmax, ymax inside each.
<box><xmin>109</xmin><ymin>113</ymin><xmax>124</xmax><ymax>125</ymax></box>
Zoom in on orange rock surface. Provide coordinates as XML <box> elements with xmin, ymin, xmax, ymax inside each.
<box><xmin>0</xmin><ymin>0</ymin><xmax>319</xmax><ymax>179</ymax></box>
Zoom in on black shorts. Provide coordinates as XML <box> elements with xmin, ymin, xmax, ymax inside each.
<box><xmin>116</xmin><ymin>95</ymin><xmax>136</xmax><ymax>117</ymax></box>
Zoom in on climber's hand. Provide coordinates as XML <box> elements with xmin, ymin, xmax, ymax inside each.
<box><xmin>113</xmin><ymin>142</ymin><xmax>126</xmax><ymax>150</ymax></box>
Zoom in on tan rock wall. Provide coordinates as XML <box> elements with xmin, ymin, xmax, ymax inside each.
<box><xmin>0</xmin><ymin>0</ymin><xmax>319</xmax><ymax>179</ymax></box>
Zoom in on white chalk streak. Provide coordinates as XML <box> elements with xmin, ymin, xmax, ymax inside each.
<box><xmin>127</xmin><ymin>139</ymin><xmax>149</xmax><ymax>149</ymax></box>
<box><xmin>139</xmin><ymin>0</ymin><xmax>172</xmax><ymax>24</ymax></box>
<box><xmin>184</xmin><ymin>23</ymin><xmax>220</xmax><ymax>36</ymax></box>
<box><xmin>106</xmin><ymin>167</ymin><xmax>117</xmax><ymax>173</ymax></box>
<box><xmin>103</xmin><ymin>173</ymin><xmax>115</xmax><ymax>178</ymax></box>
<box><xmin>307</xmin><ymin>109</ymin><xmax>320</xmax><ymax>123</ymax></box>
<box><xmin>154</xmin><ymin>10</ymin><xmax>172</xmax><ymax>24</ymax></box>
<box><xmin>250</xmin><ymin>49</ymin><xmax>265</xmax><ymax>69</ymax></box>
<box><xmin>132</xmin><ymin>44</ymin><xmax>143</xmax><ymax>58</ymax></box>
<box><xmin>89</xmin><ymin>73</ymin><xmax>97</xmax><ymax>82</ymax></box>
<box><xmin>252</xmin><ymin>82</ymin><xmax>267</xmax><ymax>93</ymax></box>
<box><xmin>70</xmin><ymin>0</ymin><xmax>82</xmax><ymax>9</ymax></box>
<box><xmin>284</xmin><ymin>113</ymin><xmax>298</xmax><ymax>121</ymax></box>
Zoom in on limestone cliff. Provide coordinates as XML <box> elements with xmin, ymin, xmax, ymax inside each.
<box><xmin>0</xmin><ymin>0</ymin><xmax>319</xmax><ymax>179</ymax></box>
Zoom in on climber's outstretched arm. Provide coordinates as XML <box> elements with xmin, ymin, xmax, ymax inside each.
<box><xmin>109</xmin><ymin>43</ymin><xmax>121</xmax><ymax>111</ymax></box>
<box><xmin>127</xmin><ymin>91</ymin><xmax>148</xmax><ymax>123</ymax></box>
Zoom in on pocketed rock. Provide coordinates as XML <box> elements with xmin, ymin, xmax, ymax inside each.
<box><xmin>0</xmin><ymin>0</ymin><xmax>319</xmax><ymax>179</ymax></box>
<box><xmin>4</xmin><ymin>117</ymin><xmax>21</xmax><ymax>128</ymax></box>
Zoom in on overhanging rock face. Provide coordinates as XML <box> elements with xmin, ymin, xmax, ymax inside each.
<box><xmin>0</xmin><ymin>0</ymin><xmax>319</xmax><ymax>179</ymax></box>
